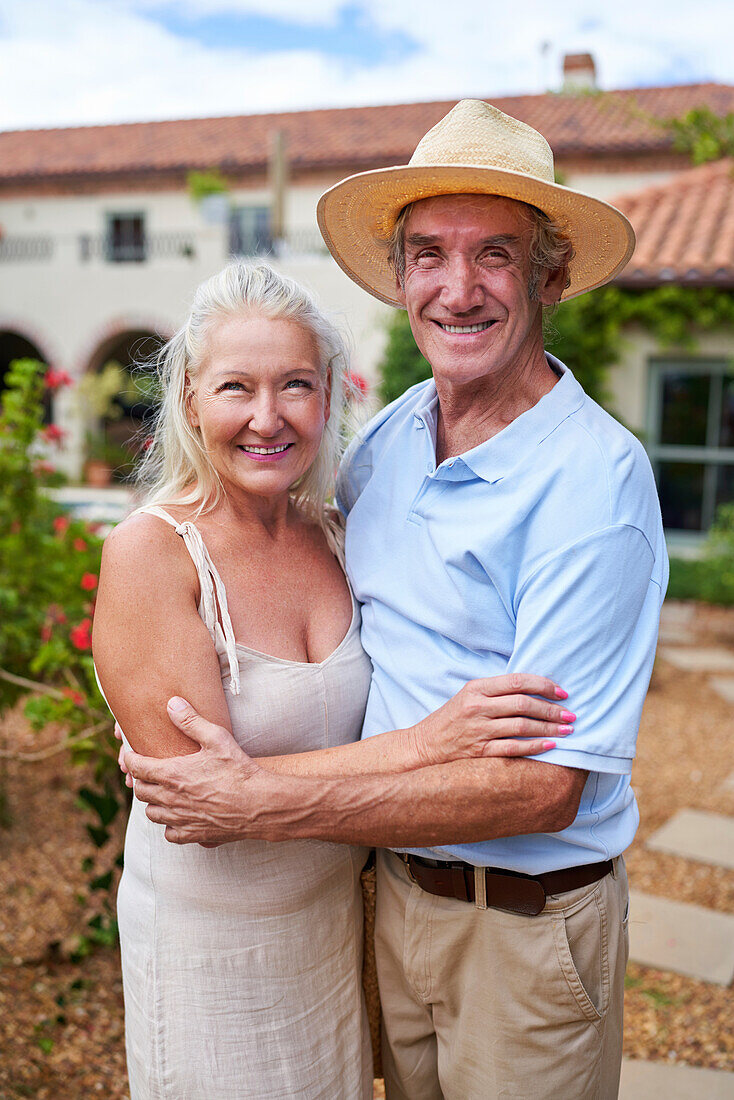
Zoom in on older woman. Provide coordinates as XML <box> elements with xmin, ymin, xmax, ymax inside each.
<box><xmin>93</xmin><ymin>261</ymin><xmax>569</xmax><ymax>1099</ymax></box>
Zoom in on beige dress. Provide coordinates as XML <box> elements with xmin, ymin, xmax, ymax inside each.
<box><xmin>117</xmin><ymin>507</ymin><xmax>374</xmax><ymax>1099</ymax></box>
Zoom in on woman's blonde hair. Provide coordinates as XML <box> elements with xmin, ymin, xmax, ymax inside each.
<box><xmin>136</xmin><ymin>261</ymin><xmax>352</xmax><ymax>529</ymax></box>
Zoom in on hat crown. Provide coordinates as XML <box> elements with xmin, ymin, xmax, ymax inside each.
<box><xmin>409</xmin><ymin>99</ymin><xmax>555</xmax><ymax>183</ymax></box>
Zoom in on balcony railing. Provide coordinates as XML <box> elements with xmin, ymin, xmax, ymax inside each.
<box><xmin>0</xmin><ymin>236</ymin><xmax>54</xmax><ymax>262</ymax></box>
<box><xmin>0</xmin><ymin>228</ymin><xmax>328</xmax><ymax>264</ymax></box>
<box><xmin>228</xmin><ymin>229</ymin><xmax>328</xmax><ymax>258</ymax></box>
<box><xmin>79</xmin><ymin>231</ymin><xmax>196</xmax><ymax>263</ymax></box>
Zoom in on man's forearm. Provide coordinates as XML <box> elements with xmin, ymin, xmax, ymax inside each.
<box><xmin>241</xmin><ymin>757</ymin><xmax>586</xmax><ymax>848</ymax></box>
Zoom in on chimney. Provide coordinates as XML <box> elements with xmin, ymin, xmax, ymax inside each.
<box><xmin>562</xmin><ymin>52</ymin><xmax>597</xmax><ymax>91</ymax></box>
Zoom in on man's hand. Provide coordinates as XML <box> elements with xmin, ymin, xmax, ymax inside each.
<box><xmin>123</xmin><ymin>696</ymin><xmax>263</xmax><ymax>846</ymax></box>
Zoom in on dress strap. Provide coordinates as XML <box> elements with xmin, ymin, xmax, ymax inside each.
<box><xmin>138</xmin><ymin>506</ymin><xmax>241</xmax><ymax>696</ymax></box>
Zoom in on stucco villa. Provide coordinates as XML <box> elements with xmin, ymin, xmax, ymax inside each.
<box><xmin>1</xmin><ymin>53</ymin><xmax>733</xmax><ymax>542</ymax></box>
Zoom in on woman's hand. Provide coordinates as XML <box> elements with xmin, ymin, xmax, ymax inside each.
<box><xmin>408</xmin><ymin>674</ymin><xmax>574</xmax><ymax>768</ymax></box>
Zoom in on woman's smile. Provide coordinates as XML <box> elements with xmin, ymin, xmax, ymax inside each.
<box><xmin>236</xmin><ymin>441</ymin><xmax>295</xmax><ymax>461</ymax></box>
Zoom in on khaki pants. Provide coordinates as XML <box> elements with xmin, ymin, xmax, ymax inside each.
<box><xmin>375</xmin><ymin>849</ymin><xmax>629</xmax><ymax>1100</ymax></box>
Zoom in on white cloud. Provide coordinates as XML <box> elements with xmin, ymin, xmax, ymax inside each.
<box><xmin>0</xmin><ymin>0</ymin><xmax>732</xmax><ymax>131</ymax></box>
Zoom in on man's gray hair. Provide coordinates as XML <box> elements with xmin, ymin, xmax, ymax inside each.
<box><xmin>387</xmin><ymin>198</ymin><xmax>575</xmax><ymax>302</ymax></box>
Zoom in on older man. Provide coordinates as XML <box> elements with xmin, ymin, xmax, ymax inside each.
<box><xmin>127</xmin><ymin>101</ymin><xmax>667</xmax><ymax>1098</ymax></box>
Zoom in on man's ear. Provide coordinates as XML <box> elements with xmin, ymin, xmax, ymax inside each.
<box><xmin>537</xmin><ymin>265</ymin><xmax>568</xmax><ymax>306</ymax></box>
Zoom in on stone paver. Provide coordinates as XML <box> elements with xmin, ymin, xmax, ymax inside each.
<box><xmin>620</xmin><ymin>1058</ymin><xmax>734</xmax><ymax>1099</ymax></box>
<box><xmin>658</xmin><ymin>646</ymin><xmax>734</xmax><ymax>673</ymax></box>
<box><xmin>657</xmin><ymin>603</ymin><xmax>697</xmax><ymax>646</ymax></box>
<box><xmin>660</xmin><ymin>601</ymin><xmax>696</xmax><ymax>627</ymax></box>
<box><xmin>657</xmin><ymin>625</ymin><xmax>696</xmax><ymax>646</ymax></box>
<box><xmin>646</xmin><ymin>809</ymin><xmax>734</xmax><ymax>871</ymax></box>
<box><xmin>711</xmin><ymin>677</ymin><xmax>734</xmax><ymax>704</ymax></box>
<box><xmin>628</xmin><ymin>890</ymin><xmax>734</xmax><ymax>985</ymax></box>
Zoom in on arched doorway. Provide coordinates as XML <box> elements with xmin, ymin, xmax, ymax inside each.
<box><xmin>0</xmin><ymin>330</ymin><xmax>52</xmax><ymax>421</ymax></box>
<box><xmin>83</xmin><ymin>329</ymin><xmax>166</xmax><ymax>482</ymax></box>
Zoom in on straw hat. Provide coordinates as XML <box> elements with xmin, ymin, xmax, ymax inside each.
<box><xmin>317</xmin><ymin>99</ymin><xmax>635</xmax><ymax>305</ymax></box>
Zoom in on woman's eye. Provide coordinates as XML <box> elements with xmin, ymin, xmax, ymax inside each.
<box><xmin>219</xmin><ymin>380</ymin><xmax>246</xmax><ymax>392</ymax></box>
<box><xmin>285</xmin><ymin>378</ymin><xmax>313</xmax><ymax>390</ymax></box>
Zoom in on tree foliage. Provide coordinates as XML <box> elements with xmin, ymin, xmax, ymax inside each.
<box><xmin>664</xmin><ymin>106</ymin><xmax>734</xmax><ymax>165</ymax></box>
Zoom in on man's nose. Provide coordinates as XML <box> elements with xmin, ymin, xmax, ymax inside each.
<box><xmin>439</xmin><ymin>257</ymin><xmax>484</xmax><ymax>313</ymax></box>
<box><xmin>248</xmin><ymin>393</ymin><xmax>283</xmax><ymax>436</ymax></box>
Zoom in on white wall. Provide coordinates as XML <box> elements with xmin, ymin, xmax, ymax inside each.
<box><xmin>0</xmin><ymin>183</ymin><xmax>392</xmax><ymax>477</ymax></box>
<box><xmin>563</xmin><ymin>168</ymin><xmax>677</xmax><ymax>203</ymax></box>
<box><xmin>0</xmin><ymin>162</ymin><xmax>697</xmax><ymax>480</ymax></box>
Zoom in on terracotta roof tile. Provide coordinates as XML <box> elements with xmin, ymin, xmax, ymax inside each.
<box><xmin>1</xmin><ymin>83</ymin><xmax>734</xmax><ymax>183</ymax></box>
<box><xmin>614</xmin><ymin>158</ymin><xmax>734</xmax><ymax>285</ymax></box>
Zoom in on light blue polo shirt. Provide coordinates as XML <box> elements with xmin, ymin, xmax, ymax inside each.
<box><xmin>337</xmin><ymin>355</ymin><xmax>668</xmax><ymax>874</ymax></box>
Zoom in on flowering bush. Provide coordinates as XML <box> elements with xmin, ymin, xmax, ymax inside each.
<box><xmin>0</xmin><ymin>359</ymin><xmax>126</xmax><ymax>948</ymax></box>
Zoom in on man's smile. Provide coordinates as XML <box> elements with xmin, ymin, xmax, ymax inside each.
<box><xmin>434</xmin><ymin>320</ymin><xmax>495</xmax><ymax>334</ymax></box>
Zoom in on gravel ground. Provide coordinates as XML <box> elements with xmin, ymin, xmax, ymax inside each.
<box><xmin>1</xmin><ymin>601</ymin><xmax>732</xmax><ymax>1095</ymax></box>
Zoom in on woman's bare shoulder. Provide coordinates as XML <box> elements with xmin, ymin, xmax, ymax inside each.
<box><xmin>100</xmin><ymin>510</ymin><xmax>196</xmax><ymax>591</ymax></box>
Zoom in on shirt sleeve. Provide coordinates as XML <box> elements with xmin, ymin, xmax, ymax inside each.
<box><xmin>505</xmin><ymin>523</ymin><xmax>662</xmax><ymax>774</ymax></box>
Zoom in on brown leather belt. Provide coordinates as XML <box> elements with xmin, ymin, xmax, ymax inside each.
<box><xmin>399</xmin><ymin>853</ymin><xmax>613</xmax><ymax>917</ymax></box>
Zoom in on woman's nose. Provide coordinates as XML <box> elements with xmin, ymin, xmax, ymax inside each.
<box><xmin>248</xmin><ymin>394</ymin><xmax>283</xmax><ymax>436</ymax></box>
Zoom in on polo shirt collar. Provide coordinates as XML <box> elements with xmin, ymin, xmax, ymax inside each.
<box><xmin>412</xmin><ymin>354</ymin><xmax>585</xmax><ymax>484</ymax></box>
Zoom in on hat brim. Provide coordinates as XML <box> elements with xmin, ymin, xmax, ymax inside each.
<box><xmin>317</xmin><ymin>164</ymin><xmax>635</xmax><ymax>306</ymax></box>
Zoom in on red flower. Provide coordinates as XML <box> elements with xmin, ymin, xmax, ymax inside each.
<box><xmin>73</xmin><ymin>538</ymin><xmax>87</xmax><ymax>552</ymax></box>
<box><xmin>86</xmin><ymin>522</ymin><xmax>101</xmax><ymax>534</ymax></box>
<box><xmin>62</xmin><ymin>688</ymin><xmax>85</xmax><ymax>706</ymax></box>
<box><xmin>80</xmin><ymin>572</ymin><xmax>98</xmax><ymax>591</ymax></box>
<box><xmin>45</xmin><ymin>369</ymin><xmax>73</xmax><ymax>391</ymax></box>
<box><xmin>42</xmin><ymin>424</ymin><xmax>67</xmax><ymax>446</ymax></box>
<box><xmin>142</xmin><ymin>436</ymin><xmax>154</xmax><ymax>451</ymax></box>
<box><xmin>47</xmin><ymin>604</ymin><xmax>67</xmax><ymax>624</ymax></box>
<box><xmin>70</xmin><ymin>619</ymin><xmax>92</xmax><ymax>650</ymax></box>
<box><xmin>34</xmin><ymin>461</ymin><xmax>56</xmax><ymax>476</ymax></box>
<box><xmin>53</xmin><ymin>515</ymin><xmax>70</xmax><ymax>535</ymax></box>
<box><xmin>40</xmin><ymin>623</ymin><xmax>53</xmax><ymax>643</ymax></box>
<box><xmin>346</xmin><ymin>371</ymin><xmax>368</xmax><ymax>399</ymax></box>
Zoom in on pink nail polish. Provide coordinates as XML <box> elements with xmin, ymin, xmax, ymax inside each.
<box><xmin>558</xmin><ymin>725</ymin><xmax>574</xmax><ymax>735</ymax></box>
<box><xmin>555</xmin><ymin>687</ymin><xmax>569</xmax><ymax>699</ymax></box>
<box><xmin>542</xmin><ymin>740</ymin><xmax>556</xmax><ymax>750</ymax></box>
<box><xmin>561</xmin><ymin>711</ymin><xmax>576</xmax><ymax>722</ymax></box>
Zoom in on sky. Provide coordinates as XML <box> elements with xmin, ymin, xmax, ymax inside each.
<box><xmin>1</xmin><ymin>0</ymin><xmax>734</xmax><ymax>132</ymax></box>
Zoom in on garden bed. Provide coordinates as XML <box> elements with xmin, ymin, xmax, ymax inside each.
<box><xmin>1</xmin><ymin>602</ymin><xmax>733</xmax><ymax>1095</ymax></box>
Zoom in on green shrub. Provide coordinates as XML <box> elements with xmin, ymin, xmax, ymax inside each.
<box><xmin>378</xmin><ymin>310</ymin><xmax>432</xmax><ymax>406</ymax></box>
<box><xmin>667</xmin><ymin>504</ymin><xmax>734</xmax><ymax>606</ymax></box>
<box><xmin>0</xmin><ymin>359</ymin><xmax>125</xmax><ymax>946</ymax></box>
